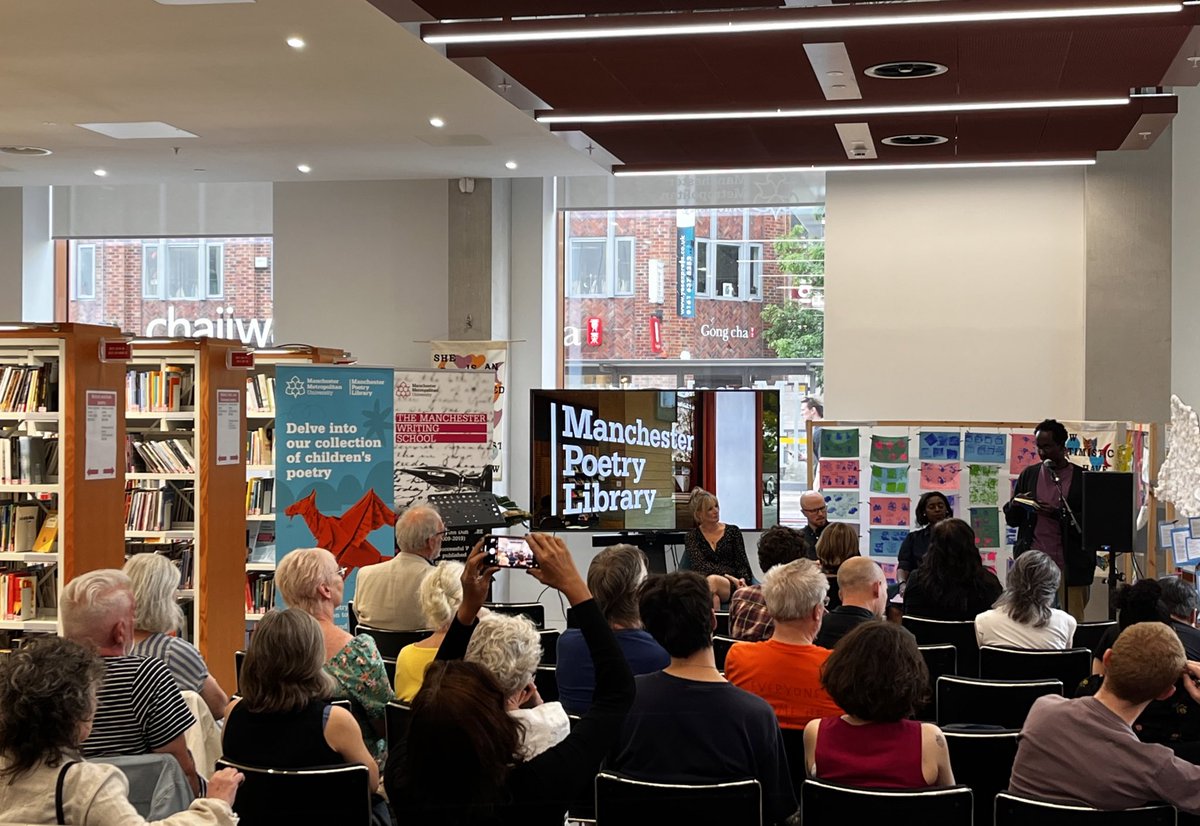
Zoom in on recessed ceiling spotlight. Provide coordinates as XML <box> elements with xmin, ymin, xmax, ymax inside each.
<box><xmin>286</xmin><ymin>36</ymin><xmax>306</xmax><ymax>49</ymax></box>
<box><xmin>93</xmin><ymin>169</ymin><xmax>108</xmax><ymax>177</ymax></box>
<box><xmin>429</xmin><ymin>116</ymin><xmax>446</xmax><ymax>128</ymax></box>
<box><xmin>882</xmin><ymin>134</ymin><xmax>949</xmax><ymax>146</ymax></box>
<box><xmin>0</xmin><ymin>146</ymin><xmax>52</xmax><ymax>156</ymax></box>
<box><xmin>865</xmin><ymin>61</ymin><xmax>948</xmax><ymax>79</ymax></box>
<box><xmin>505</xmin><ymin>160</ymin><xmax>518</xmax><ymax>170</ymax></box>
<box><xmin>296</xmin><ymin>164</ymin><xmax>312</xmax><ymax>174</ymax></box>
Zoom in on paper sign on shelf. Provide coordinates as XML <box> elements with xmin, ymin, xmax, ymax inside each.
<box><xmin>215</xmin><ymin>388</ymin><xmax>241</xmax><ymax>465</ymax></box>
<box><xmin>84</xmin><ymin>390</ymin><xmax>117</xmax><ymax>480</ymax></box>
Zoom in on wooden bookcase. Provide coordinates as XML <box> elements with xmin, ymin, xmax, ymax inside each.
<box><xmin>0</xmin><ymin>323</ymin><xmax>126</xmax><ymax>634</ymax></box>
<box><xmin>126</xmin><ymin>338</ymin><xmax>246</xmax><ymax>690</ymax></box>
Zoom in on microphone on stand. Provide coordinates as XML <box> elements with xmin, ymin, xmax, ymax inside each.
<box><xmin>1043</xmin><ymin>458</ymin><xmax>1060</xmax><ymax>483</ymax></box>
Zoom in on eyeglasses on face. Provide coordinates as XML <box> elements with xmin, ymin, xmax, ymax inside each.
<box><xmin>802</xmin><ymin>504</ymin><xmax>828</xmax><ymax>514</ymax></box>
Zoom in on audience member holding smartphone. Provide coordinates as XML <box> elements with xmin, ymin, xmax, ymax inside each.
<box><xmin>385</xmin><ymin>534</ymin><xmax>635</xmax><ymax>825</ymax></box>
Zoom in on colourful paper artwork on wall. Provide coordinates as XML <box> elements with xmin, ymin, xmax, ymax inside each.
<box><xmin>820</xmin><ymin>428</ymin><xmax>860</xmax><ymax>459</ymax></box>
<box><xmin>870</xmin><ymin>465</ymin><xmax>908</xmax><ymax>494</ymax></box>
<box><xmin>971</xmin><ymin>507</ymin><xmax>1001</xmax><ymax>549</ymax></box>
<box><xmin>981</xmin><ymin>550</ymin><xmax>998</xmax><ymax>577</ymax></box>
<box><xmin>1005</xmin><ymin>525</ymin><xmax>1020</xmax><ymax>547</ymax></box>
<box><xmin>870</xmin><ymin>528</ymin><xmax>908</xmax><ymax>558</ymax></box>
<box><xmin>870</xmin><ymin>435</ymin><xmax>909</xmax><ymax>464</ymax></box>
<box><xmin>969</xmin><ymin>465</ymin><xmax>1000</xmax><ymax>505</ymax></box>
<box><xmin>920</xmin><ymin>462</ymin><xmax>960</xmax><ymax>491</ymax></box>
<box><xmin>919</xmin><ymin>431</ymin><xmax>961</xmax><ymax>461</ymax></box>
<box><xmin>945</xmin><ymin>495</ymin><xmax>960</xmax><ymax>515</ymax></box>
<box><xmin>1009</xmin><ymin>433</ymin><xmax>1039</xmax><ymax>474</ymax></box>
<box><xmin>880</xmin><ymin>561</ymin><xmax>898</xmax><ymax>584</ymax></box>
<box><xmin>965</xmin><ymin>432</ymin><xmax>1007</xmax><ymax>464</ymax></box>
<box><xmin>869</xmin><ymin>497</ymin><xmax>910</xmax><ymax>526</ymax></box>
<box><xmin>820</xmin><ymin>459</ymin><xmax>860</xmax><ymax>489</ymax></box>
<box><xmin>823</xmin><ymin>491</ymin><xmax>860</xmax><ymax>520</ymax></box>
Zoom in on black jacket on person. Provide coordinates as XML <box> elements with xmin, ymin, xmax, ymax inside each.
<box><xmin>1004</xmin><ymin>463</ymin><xmax>1090</xmax><ymax>587</ymax></box>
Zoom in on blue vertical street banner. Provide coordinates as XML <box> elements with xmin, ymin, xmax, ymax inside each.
<box><xmin>676</xmin><ymin>209</ymin><xmax>696</xmax><ymax>319</ymax></box>
<box><xmin>275</xmin><ymin>365</ymin><xmax>395</xmax><ymax>628</ymax></box>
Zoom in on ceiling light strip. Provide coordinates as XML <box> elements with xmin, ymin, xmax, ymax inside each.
<box><xmin>424</xmin><ymin>4</ymin><xmax>1181</xmax><ymax>45</ymax></box>
<box><xmin>537</xmin><ymin>97</ymin><xmax>1129</xmax><ymax>125</ymax></box>
<box><xmin>614</xmin><ymin>159</ymin><xmax>1097</xmax><ymax>177</ymax></box>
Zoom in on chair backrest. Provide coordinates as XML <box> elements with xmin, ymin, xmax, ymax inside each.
<box><xmin>995</xmin><ymin>792</ymin><xmax>1177</xmax><ymax>825</ymax></box>
<box><xmin>215</xmin><ymin>759</ymin><xmax>372</xmax><ymax>826</ymax></box>
<box><xmin>801</xmin><ymin>778</ymin><xmax>973</xmax><ymax>825</ymax></box>
<box><xmin>347</xmin><ymin>599</ymin><xmax>359</xmax><ymax>633</ymax></box>
<box><xmin>779</xmin><ymin>725</ymin><xmax>807</xmax><ymax>795</ymax></box>
<box><xmin>535</xmin><ymin>664</ymin><xmax>558</xmax><ymax>703</ymax></box>
<box><xmin>942</xmin><ymin>729</ymin><xmax>1021</xmax><ymax>826</ymax></box>
<box><xmin>937</xmin><ymin>675</ymin><xmax>1063</xmax><ymax>729</ymax></box>
<box><xmin>715</xmin><ymin>611</ymin><xmax>731</xmax><ymax>637</ymax></box>
<box><xmin>386</xmin><ymin>700</ymin><xmax>412</xmax><ymax>752</ymax></box>
<box><xmin>234</xmin><ymin>649</ymin><xmax>247</xmax><ymax>693</ymax></box>
<box><xmin>903</xmin><ymin>616</ymin><xmax>979</xmax><ymax>677</ymax></box>
<box><xmin>978</xmin><ymin>646</ymin><xmax>1092</xmax><ymax>694</ymax></box>
<box><xmin>539</xmin><ymin>628</ymin><xmax>562</xmax><ymax>665</ymax></box>
<box><xmin>484</xmin><ymin>601</ymin><xmax>546</xmax><ymax>629</ymax></box>
<box><xmin>354</xmin><ymin>625</ymin><xmax>433</xmax><ymax>659</ymax></box>
<box><xmin>382</xmin><ymin>657</ymin><xmax>397</xmax><ymax>691</ymax></box>
<box><xmin>94</xmin><ymin>753</ymin><xmax>194</xmax><ymax>820</ymax></box>
<box><xmin>917</xmin><ymin>644</ymin><xmax>958</xmax><ymax>720</ymax></box>
<box><xmin>1072</xmin><ymin>621</ymin><xmax>1118</xmax><ymax>656</ymax></box>
<box><xmin>595</xmin><ymin>771</ymin><xmax>761</xmax><ymax>825</ymax></box>
<box><xmin>713</xmin><ymin>635</ymin><xmax>736</xmax><ymax>673</ymax></box>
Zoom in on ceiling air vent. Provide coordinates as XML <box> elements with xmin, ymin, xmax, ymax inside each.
<box><xmin>881</xmin><ymin>134</ymin><xmax>949</xmax><ymax>147</ymax></box>
<box><xmin>865</xmin><ymin>61</ymin><xmax>948</xmax><ymax>80</ymax></box>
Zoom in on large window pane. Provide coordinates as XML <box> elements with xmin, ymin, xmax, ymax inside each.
<box><xmin>206</xmin><ymin>243</ymin><xmax>224</xmax><ymax>298</ymax></box>
<box><xmin>615</xmin><ymin>238</ymin><xmax>634</xmax><ymax>296</ymax></box>
<box><xmin>569</xmin><ymin>238</ymin><xmax>607</xmax><ymax>297</ymax></box>
<box><xmin>142</xmin><ymin>243</ymin><xmax>160</xmax><ymax>298</ymax></box>
<box><xmin>76</xmin><ymin>245</ymin><xmax>95</xmax><ymax>300</ymax></box>
<box><xmin>696</xmin><ymin>240</ymin><xmax>710</xmax><ymax>296</ymax></box>
<box><xmin>749</xmin><ymin>243</ymin><xmax>763</xmax><ymax>300</ymax></box>
<box><xmin>166</xmin><ymin>243</ymin><xmax>200</xmax><ymax>299</ymax></box>
<box><xmin>715</xmin><ymin>242</ymin><xmax>739</xmax><ymax>299</ymax></box>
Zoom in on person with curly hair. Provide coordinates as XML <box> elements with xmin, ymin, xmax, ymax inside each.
<box><xmin>729</xmin><ymin>525</ymin><xmax>812</xmax><ymax>642</ymax></box>
<box><xmin>0</xmin><ymin>636</ymin><xmax>244</xmax><ymax>825</ymax></box>
<box><xmin>804</xmin><ymin>621</ymin><xmax>955</xmax><ymax>789</ymax></box>
<box><xmin>902</xmin><ymin>518</ymin><xmax>1002</xmax><ymax>621</ymax></box>
<box><xmin>975</xmin><ymin>550</ymin><xmax>1076</xmax><ymax>649</ymax></box>
<box><xmin>393</xmin><ymin>560</ymin><xmax>464</xmax><ymax>702</ymax></box>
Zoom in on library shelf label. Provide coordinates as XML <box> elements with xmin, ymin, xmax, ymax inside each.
<box><xmin>84</xmin><ymin>390</ymin><xmax>118</xmax><ymax>480</ymax></box>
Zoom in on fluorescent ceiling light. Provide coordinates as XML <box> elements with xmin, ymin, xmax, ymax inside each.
<box><xmin>539</xmin><ymin>96</ymin><xmax>1128</xmax><ymax>125</ymax></box>
<box><xmin>424</xmin><ymin>3</ymin><xmax>1181</xmax><ymax>44</ymax></box>
<box><xmin>77</xmin><ymin>121</ymin><xmax>198</xmax><ymax>140</ymax></box>
<box><xmin>614</xmin><ymin>158</ymin><xmax>1097</xmax><ymax>177</ymax></box>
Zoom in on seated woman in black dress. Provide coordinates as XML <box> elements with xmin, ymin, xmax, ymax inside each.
<box><xmin>896</xmin><ymin>491</ymin><xmax>952</xmax><ymax>585</ymax></box>
<box><xmin>222</xmin><ymin>608</ymin><xmax>380</xmax><ymax>795</ymax></box>
<box><xmin>902</xmin><ymin>518</ymin><xmax>1002</xmax><ymax>621</ymax></box>
<box><xmin>683</xmin><ymin>488</ymin><xmax>753</xmax><ymax>609</ymax></box>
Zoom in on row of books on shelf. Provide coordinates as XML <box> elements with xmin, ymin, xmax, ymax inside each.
<box><xmin>246</xmin><ymin>571</ymin><xmax>275</xmax><ymax>615</ymax></box>
<box><xmin>247</xmin><ymin>426</ymin><xmax>273</xmax><ymax>466</ymax></box>
<box><xmin>126</xmin><ymin>542</ymin><xmax>194</xmax><ymax>589</ymax></box>
<box><xmin>126</xmin><ymin>435</ymin><xmax>196</xmax><ymax>475</ymax></box>
<box><xmin>1</xmin><ymin>571</ymin><xmax>38</xmax><ymax>620</ymax></box>
<box><xmin>246</xmin><ymin>374</ymin><xmax>276</xmax><ymax>414</ymax></box>
<box><xmin>126</xmin><ymin>367</ymin><xmax>194</xmax><ymax>413</ymax></box>
<box><xmin>0</xmin><ymin>364</ymin><xmax>56</xmax><ymax>413</ymax></box>
<box><xmin>124</xmin><ymin>484</ymin><xmax>194</xmax><ymax>532</ymax></box>
<box><xmin>0</xmin><ymin>435</ymin><xmax>58</xmax><ymax>485</ymax></box>
<box><xmin>246</xmin><ymin>477</ymin><xmax>275</xmax><ymax>516</ymax></box>
<box><xmin>0</xmin><ymin>504</ymin><xmax>56</xmax><ymax>553</ymax></box>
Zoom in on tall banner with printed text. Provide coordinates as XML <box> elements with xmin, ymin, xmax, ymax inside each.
<box><xmin>430</xmin><ymin>341</ymin><xmax>508</xmax><ymax>482</ymax></box>
<box><xmin>274</xmin><ymin>365</ymin><xmax>396</xmax><ymax>628</ymax></box>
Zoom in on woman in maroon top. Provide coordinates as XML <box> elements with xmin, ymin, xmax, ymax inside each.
<box><xmin>803</xmin><ymin>622</ymin><xmax>954</xmax><ymax>789</ymax></box>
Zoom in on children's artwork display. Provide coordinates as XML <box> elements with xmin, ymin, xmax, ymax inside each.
<box><xmin>811</xmin><ymin>420</ymin><xmax>1153</xmax><ymax>585</ymax></box>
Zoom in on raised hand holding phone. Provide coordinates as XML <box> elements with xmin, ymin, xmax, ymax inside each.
<box><xmin>525</xmin><ymin>533</ymin><xmax>591</xmax><ymax>605</ymax></box>
<box><xmin>457</xmin><ymin>540</ymin><xmax>500</xmax><ymax>625</ymax></box>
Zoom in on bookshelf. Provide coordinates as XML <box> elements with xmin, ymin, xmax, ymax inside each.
<box><xmin>126</xmin><ymin>338</ymin><xmax>246</xmax><ymax>691</ymax></box>
<box><xmin>0</xmin><ymin>323</ymin><xmax>127</xmax><ymax>636</ymax></box>
<box><xmin>243</xmin><ymin>345</ymin><xmax>351</xmax><ymax>624</ymax></box>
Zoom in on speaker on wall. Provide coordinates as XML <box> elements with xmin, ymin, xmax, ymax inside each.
<box><xmin>1082</xmin><ymin>472</ymin><xmax>1135</xmax><ymax>554</ymax></box>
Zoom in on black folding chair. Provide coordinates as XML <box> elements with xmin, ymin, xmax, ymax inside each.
<box><xmin>903</xmin><ymin>616</ymin><xmax>979</xmax><ymax>677</ymax></box>
<box><xmin>595</xmin><ymin>771</ymin><xmax>761</xmax><ymax>826</ymax></box>
<box><xmin>215</xmin><ymin>759</ymin><xmax>371</xmax><ymax>826</ymax></box>
<box><xmin>1073</xmin><ymin>621</ymin><xmax>1118</xmax><ymax>656</ymax></box>
<box><xmin>539</xmin><ymin>628</ymin><xmax>562</xmax><ymax>665</ymax></box>
<box><xmin>916</xmin><ymin>645</ymin><xmax>958</xmax><ymax>720</ymax></box>
<box><xmin>978</xmin><ymin>646</ymin><xmax>1092</xmax><ymax>695</ymax></box>
<box><xmin>354</xmin><ymin>625</ymin><xmax>432</xmax><ymax>659</ymax></box>
<box><xmin>937</xmin><ymin>676</ymin><xmax>1062</xmax><ymax>729</ymax></box>
<box><xmin>715</xmin><ymin>611</ymin><xmax>731</xmax><ymax>638</ymax></box>
<box><xmin>385</xmin><ymin>700</ymin><xmax>411</xmax><ymax>752</ymax></box>
<box><xmin>942</xmin><ymin>728</ymin><xmax>1021</xmax><ymax>826</ymax></box>
<box><xmin>801</xmin><ymin>778</ymin><xmax>973</xmax><ymax>825</ymax></box>
<box><xmin>995</xmin><ymin>792</ymin><xmax>1176</xmax><ymax>825</ymax></box>
<box><xmin>234</xmin><ymin>649</ymin><xmax>246</xmax><ymax>693</ymax></box>
<box><xmin>535</xmin><ymin>664</ymin><xmax>558</xmax><ymax>703</ymax></box>
<box><xmin>713</xmin><ymin>635</ymin><xmax>736</xmax><ymax>673</ymax></box>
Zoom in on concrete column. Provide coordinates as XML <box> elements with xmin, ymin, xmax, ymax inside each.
<box><xmin>1083</xmin><ymin>135</ymin><xmax>1173</xmax><ymax>422</ymax></box>
<box><xmin>447</xmin><ymin>177</ymin><xmax>505</xmax><ymax>340</ymax></box>
<box><xmin>0</xmin><ymin>188</ymin><xmax>23</xmax><ymax>319</ymax></box>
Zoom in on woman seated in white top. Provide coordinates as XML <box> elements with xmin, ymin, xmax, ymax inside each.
<box><xmin>975</xmin><ymin>550</ymin><xmax>1076</xmax><ymax>649</ymax></box>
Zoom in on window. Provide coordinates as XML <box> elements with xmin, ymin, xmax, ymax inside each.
<box><xmin>142</xmin><ymin>243</ymin><xmax>160</xmax><ymax>299</ymax></box>
<box><xmin>748</xmin><ymin>243</ymin><xmax>763</xmax><ymax>300</ymax></box>
<box><xmin>142</xmin><ymin>241</ymin><xmax>225</xmax><ymax>300</ymax></box>
<box><xmin>696</xmin><ymin>240</ymin><xmax>710</xmax><ymax>296</ymax></box>
<box><xmin>75</xmin><ymin>244</ymin><xmax>96</xmax><ymax>300</ymax></box>
<box><xmin>694</xmin><ymin>240</ymin><xmax>762</xmax><ymax>300</ymax></box>
<box><xmin>207</xmin><ymin>243</ymin><xmax>224</xmax><ymax>298</ymax></box>
<box><xmin>567</xmin><ymin>237</ymin><xmax>635</xmax><ymax>297</ymax></box>
<box><xmin>714</xmin><ymin>242</ymin><xmax>740</xmax><ymax>299</ymax></box>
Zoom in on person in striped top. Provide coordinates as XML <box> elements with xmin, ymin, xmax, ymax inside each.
<box><xmin>62</xmin><ymin>569</ymin><xmax>200</xmax><ymax>796</ymax></box>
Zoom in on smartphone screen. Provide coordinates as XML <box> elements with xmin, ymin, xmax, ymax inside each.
<box><xmin>484</xmin><ymin>535</ymin><xmax>538</xmax><ymax>569</ymax></box>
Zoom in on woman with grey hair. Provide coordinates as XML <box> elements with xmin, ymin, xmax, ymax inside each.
<box><xmin>125</xmin><ymin>552</ymin><xmax>229</xmax><ymax>720</ymax></box>
<box><xmin>466</xmin><ymin>612</ymin><xmax>570</xmax><ymax>759</ymax></box>
<box><xmin>275</xmin><ymin>547</ymin><xmax>394</xmax><ymax>760</ymax></box>
<box><xmin>975</xmin><ymin>550</ymin><xmax>1076</xmax><ymax>649</ymax></box>
<box><xmin>0</xmin><ymin>635</ymin><xmax>244</xmax><ymax>825</ymax></box>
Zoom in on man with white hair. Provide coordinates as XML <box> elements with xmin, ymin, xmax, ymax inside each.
<box><xmin>61</xmin><ymin>569</ymin><xmax>201</xmax><ymax>795</ymax></box>
<box><xmin>724</xmin><ymin>558</ymin><xmax>843</xmax><ymax>729</ymax></box>
<box><xmin>815</xmin><ymin>557</ymin><xmax>888</xmax><ymax>649</ymax></box>
<box><xmin>354</xmin><ymin>504</ymin><xmax>445</xmax><ymax>630</ymax></box>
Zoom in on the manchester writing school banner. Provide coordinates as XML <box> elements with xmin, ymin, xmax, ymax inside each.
<box><xmin>395</xmin><ymin>368</ymin><xmax>495</xmax><ymax>561</ymax></box>
<box><xmin>275</xmin><ymin>365</ymin><xmax>396</xmax><ymax>628</ymax></box>
<box><xmin>430</xmin><ymin>341</ymin><xmax>508</xmax><ymax>481</ymax></box>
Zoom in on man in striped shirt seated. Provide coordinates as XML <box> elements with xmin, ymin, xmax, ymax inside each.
<box><xmin>61</xmin><ymin>569</ymin><xmax>200</xmax><ymax>795</ymax></box>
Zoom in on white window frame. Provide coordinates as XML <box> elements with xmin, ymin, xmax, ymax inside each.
<box><xmin>141</xmin><ymin>240</ymin><xmax>225</xmax><ymax>301</ymax></box>
<box><xmin>694</xmin><ymin>211</ymin><xmax>763</xmax><ymax>302</ymax></box>
<box><xmin>74</xmin><ymin>243</ymin><xmax>96</xmax><ymax>300</ymax></box>
<box><xmin>566</xmin><ymin>235</ymin><xmax>635</xmax><ymax>298</ymax></box>
<box><xmin>206</xmin><ymin>242</ymin><xmax>225</xmax><ymax>299</ymax></box>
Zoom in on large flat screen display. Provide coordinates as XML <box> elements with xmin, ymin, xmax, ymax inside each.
<box><xmin>530</xmin><ymin>389</ymin><xmax>779</xmax><ymax>531</ymax></box>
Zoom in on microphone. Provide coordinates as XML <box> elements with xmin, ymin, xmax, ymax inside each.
<box><xmin>1043</xmin><ymin>458</ymin><xmax>1060</xmax><ymax>483</ymax></box>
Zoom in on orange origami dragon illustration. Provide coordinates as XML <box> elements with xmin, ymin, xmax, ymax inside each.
<box><xmin>284</xmin><ymin>489</ymin><xmax>397</xmax><ymax>577</ymax></box>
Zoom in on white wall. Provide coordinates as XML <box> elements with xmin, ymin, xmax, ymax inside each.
<box><xmin>1174</xmin><ymin>86</ymin><xmax>1200</xmax><ymax>407</ymax></box>
<box><xmin>0</xmin><ymin>188</ymin><xmax>22</xmax><ymax>317</ymax></box>
<box><xmin>272</xmin><ymin>181</ymin><xmax>449</xmax><ymax>367</ymax></box>
<box><xmin>22</xmin><ymin>187</ymin><xmax>53</xmax><ymax>322</ymax></box>
<box><xmin>824</xmin><ymin>168</ymin><xmax>1087</xmax><ymax>422</ymax></box>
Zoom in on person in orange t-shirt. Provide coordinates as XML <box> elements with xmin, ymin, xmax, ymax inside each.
<box><xmin>725</xmin><ymin>558</ymin><xmax>843</xmax><ymax>729</ymax></box>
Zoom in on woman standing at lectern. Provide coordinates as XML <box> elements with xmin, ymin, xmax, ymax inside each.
<box><xmin>683</xmin><ymin>488</ymin><xmax>753</xmax><ymax>609</ymax></box>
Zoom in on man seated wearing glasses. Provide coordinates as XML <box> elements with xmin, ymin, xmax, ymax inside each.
<box><xmin>725</xmin><ymin>559</ymin><xmax>843</xmax><ymax>730</ymax></box>
<box><xmin>799</xmin><ymin>492</ymin><xmax>830</xmax><ymax>551</ymax></box>
<box><xmin>354</xmin><ymin>504</ymin><xmax>445</xmax><ymax>631</ymax></box>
